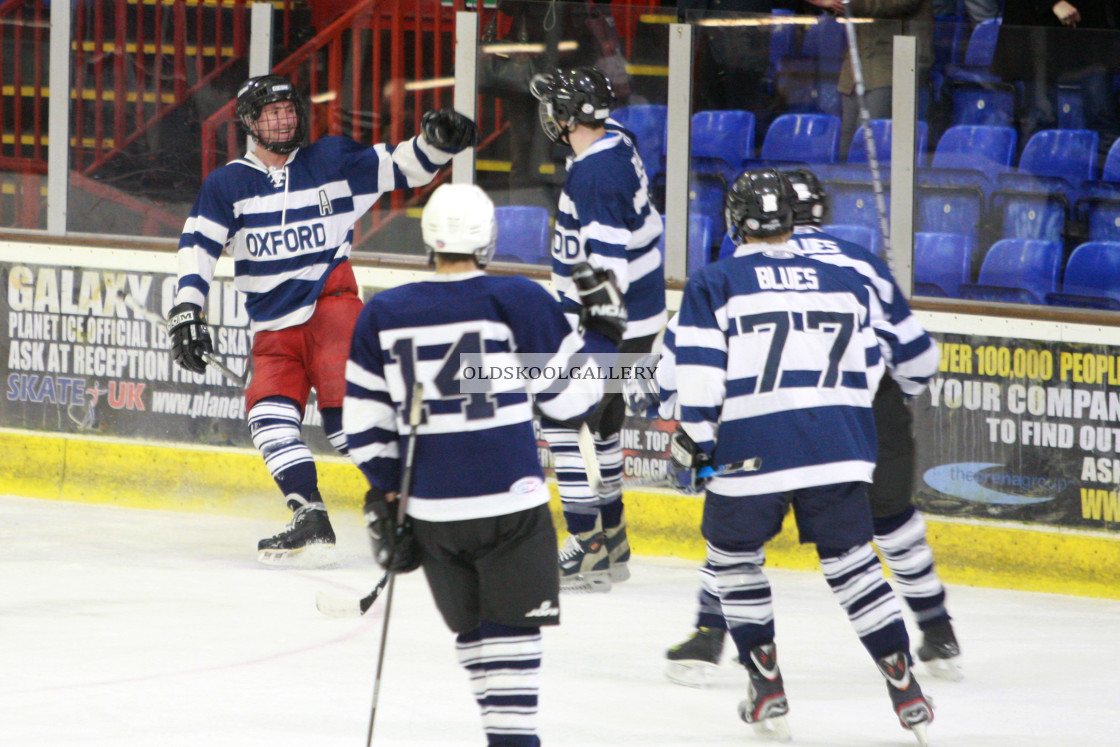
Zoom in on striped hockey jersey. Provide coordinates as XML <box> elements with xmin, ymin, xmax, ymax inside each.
<box><xmin>175</xmin><ymin>134</ymin><xmax>453</xmax><ymax>332</ymax></box>
<box><xmin>718</xmin><ymin>224</ymin><xmax>939</xmax><ymax>394</ymax></box>
<box><xmin>550</xmin><ymin>125</ymin><xmax>667</xmax><ymax>340</ymax></box>
<box><xmin>675</xmin><ymin>240</ymin><xmax>938</xmax><ymax>497</ymax></box>
<box><xmin>343</xmin><ymin>272</ymin><xmax>616</xmax><ymax>522</ymax></box>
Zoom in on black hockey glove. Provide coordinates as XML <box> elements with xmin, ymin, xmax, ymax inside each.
<box><xmin>167</xmin><ymin>302</ymin><xmax>213</xmax><ymax>374</ymax></box>
<box><xmin>669</xmin><ymin>425</ymin><xmax>714</xmax><ymax>494</ymax></box>
<box><xmin>421</xmin><ymin>109</ymin><xmax>480</xmax><ymax>154</ymax></box>
<box><xmin>363</xmin><ymin>486</ymin><xmax>421</xmax><ymax>574</ymax></box>
<box><xmin>571</xmin><ymin>262</ymin><xmax>627</xmax><ymax>346</ymax></box>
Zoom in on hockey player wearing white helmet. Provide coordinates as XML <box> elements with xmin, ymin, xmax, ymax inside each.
<box><xmin>343</xmin><ymin>183</ymin><xmax>627</xmax><ymax>746</ymax></box>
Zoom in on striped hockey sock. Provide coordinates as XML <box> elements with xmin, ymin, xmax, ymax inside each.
<box><xmin>818</xmin><ymin>542</ymin><xmax>909</xmax><ymax>660</ymax></box>
<box><xmin>874</xmin><ymin>507</ymin><xmax>950</xmax><ymax>629</ymax></box>
<box><xmin>456</xmin><ymin>621</ymin><xmax>543</xmax><ymax>746</ymax></box>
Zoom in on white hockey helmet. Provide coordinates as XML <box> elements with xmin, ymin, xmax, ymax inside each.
<box><xmin>421</xmin><ymin>183</ymin><xmax>498</xmax><ymax>267</ymax></box>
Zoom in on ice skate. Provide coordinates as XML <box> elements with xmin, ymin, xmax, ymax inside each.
<box><xmin>917</xmin><ymin>619</ymin><xmax>962</xmax><ymax>681</ymax></box>
<box><xmin>737</xmin><ymin>643</ymin><xmax>791</xmax><ymax>742</ymax></box>
<box><xmin>558</xmin><ymin>529</ymin><xmax>611</xmax><ymax>593</ymax></box>
<box><xmin>877</xmin><ymin>651</ymin><xmax>934</xmax><ymax>747</ymax></box>
<box><xmin>603</xmin><ymin>515</ymin><xmax>630</xmax><ymax>583</ymax></box>
<box><xmin>665</xmin><ymin>626</ymin><xmax>725</xmax><ymax>687</ymax></box>
<box><xmin>258</xmin><ymin>494</ymin><xmax>337</xmax><ymax>568</ymax></box>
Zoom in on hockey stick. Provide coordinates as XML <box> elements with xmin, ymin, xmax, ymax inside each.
<box><xmin>118</xmin><ymin>291</ymin><xmax>248</xmax><ymax>388</ymax></box>
<box><xmin>577</xmin><ymin>421</ymin><xmax>604</xmax><ymax>496</ymax></box>
<box><xmin>839</xmin><ymin>1</ymin><xmax>891</xmax><ymax>261</ymax></box>
<box><xmin>365</xmin><ymin>380</ymin><xmax>424</xmax><ymax>747</ymax></box>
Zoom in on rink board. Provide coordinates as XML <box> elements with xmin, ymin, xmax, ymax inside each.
<box><xmin>5</xmin><ymin>427</ymin><xmax>1118</xmax><ymax>601</ymax></box>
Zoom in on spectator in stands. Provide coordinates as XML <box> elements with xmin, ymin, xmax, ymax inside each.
<box><xmin>992</xmin><ymin>1</ymin><xmax>1120</xmax><ymax>169</ymax></box>
<box><xmin>804</xmin><ymin>0</ymin><xmax>934</xmax><ymax>161</ymax></box>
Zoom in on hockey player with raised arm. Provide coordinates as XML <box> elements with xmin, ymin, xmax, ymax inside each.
<box><xmin>529</xmin><ymin>66</ymin><xmax>667</xmax><ymax>592</ymax></box>
<box><xmin>342</xmin><ymin>183</ymin><xmax>627</xmax><ymax>747</ymax></box>
<box><xmin>669</xmin><ymin>169</ymin><xmax>937</xmax><ymax>744</ymax></box>
<box><xmin>167</xmin><ymin>74</ymin><xmax>479</xmax><ymax>566</ymax></box>
<box><xmin>665</xmin><ymin>169</ymin><xmax>960</xmax><ymax>682</ymax></box>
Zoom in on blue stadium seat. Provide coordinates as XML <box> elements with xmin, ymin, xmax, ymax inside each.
<box><xmin>915</xmin><ymin>184</ymin><xmax>984</xmax><ymax>247</ymax></box>
<box><xmin>775</xmin><ymin>70</ymin><xmax>842</xmax><ymax>117</ymax></box>
<box><xmin>610</xmin><ymin>104</ymin><xmax>668</xmax><ymax>182</ymax></box>
<box><xmin>821</xmin><ymin>222</ymin><xmax>882</xmax><ymax>256</ymax></box>
<box><xmin>949</xmin><ymin>84</ymin><xmax>1015</xmax><ymax>127</ymax></box>
<box><xmin>493</xmin><ymin>205</ymin><xmax>551</xmax><ymax>265</ymax></box>
<box><xmin>914</xmin><ymin>232</ymin><xmax>975</xmax><ymax>297</ymax></box>
<box><xmin>958</xmin><ymin>238</ymin><xmax>1063</xmax><ymax>305</ymax></box>
<box><xmin>800</xmin><ymin>13</ymin><xmax>846</xmax><ymax>67</ymax></box>
<box><xmin>1046</xmin><ymin>241</ymin><xmax>1120</xmax><ymax>309</ymax></box>
<box><xmin>847</xmin><ymin>119</ymin><xmax>929</xmax><ymax>167</ymax></box>
<box><xmin>688</xmin><ymin>178</ymin><xmax>725</xmax><ymax>243</ymax></box>
<box><xmin>991</xmin><ymin>191</ymin><xmax>1068</xmax><ymax>244</ymax></box>
<box><xmin>688</xmin><ymin>213</ymin><xmax>716</xmax><ymax>271</ymax></box>
<box><xmin>928</xmin><ymin>124</ymin><xmax>1017</xmax><ymax>184</ymax></box>
<box><xmin>1057</xmin><ymin>85</ymin><xmax>1086</xmax><ymax>130</ymax></box>
<box><xmin>961</xmin><ymin>17</ymin><xmax>1001</xmax><ymax>67</ymax></box>
<box><xmin>759</xmin><ymin>113</ymin><xmax>842</xmax><ymax>165</ymax></box>
<box><xmin>1103</xmin><ymin>138</ymin><xmax>1120</xmax><ymax>182</ymax></box>
<box><xmin>691</xmin><ymin>110</ymin><xmax>756</xmax><ymax>184</ymax></box>
<box><xmin>1010</xmin><ymin>128</ymin><xmax>1099</xmax><ymax>188</ymax></box>
<box><xmin>826</xmin><ymin>180</ymin><xmax>890</xmax><ymax>231</ymax></box>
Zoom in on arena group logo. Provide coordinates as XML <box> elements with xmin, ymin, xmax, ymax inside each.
<box><xmin>922</xmin><ymin>462</ymin><xmax>1065</xmax><ymax>505</ymax></box>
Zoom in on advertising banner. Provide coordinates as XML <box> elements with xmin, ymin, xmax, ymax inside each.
<box><xmin>2</xmin><ymin>261</ymin><xmax>257</xmax><ymax>446</ymax></box>
<box><xmin>913</xmin><ymin>333</ymin><xmax>1120</xmax><ymax>532</ymax></box>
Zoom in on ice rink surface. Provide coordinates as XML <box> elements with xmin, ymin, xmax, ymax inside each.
<box><xmin>4</xmin><ymin>494</ymin><xmax>1117</xmax><ymax>747</ymax></box>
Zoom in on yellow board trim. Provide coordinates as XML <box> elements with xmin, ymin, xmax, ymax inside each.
<box><xmin>5</xmin><ymin>430</ymin><xmax>1119</xmax><ymax>600</ymax></box>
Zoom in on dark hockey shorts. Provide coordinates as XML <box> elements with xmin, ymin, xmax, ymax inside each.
<box><xmin>702</xmin><ymin>481</ymin><xmax>874</xmax><ymax>552</ymax></box>
<box><xmin>412</xmin><ymin>503</ymin><xmax>561</xmax><ymax>633</ymax></box>
<box><xmin>869</xmin><ymin>375</ymin><xmax>916</xmax><ymax>519</ymax></box>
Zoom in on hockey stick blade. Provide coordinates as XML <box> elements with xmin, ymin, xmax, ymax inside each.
<box><xmin>316</xmin><ymin>574</ymin><xmax>389</xmax><ymax>618</ymax></box>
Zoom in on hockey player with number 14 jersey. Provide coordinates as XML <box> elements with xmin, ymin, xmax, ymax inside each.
<box><xmin>342</xmin><ymin>183</ymin><xmax>628</xmax><ymax>747</ymax></box>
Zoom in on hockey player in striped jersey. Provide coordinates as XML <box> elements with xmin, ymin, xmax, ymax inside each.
<box><xmin>529</xmin><ymin>66</ymin><xmax>667</xmax><ymax>591</ymax></box>
<box><xmin>167</xmin><ymin>74</ymin><xmax>479</xmax><ymax>566</ymax></box>
<box><xmin>669</xmin><ymin>169</ymin><xmax>936</xmax><ymax>744</ymax></box>
<box><xmin>667</xmin><ymin>169</ymin><xmax>961</xmax><ymax>682</ymax></box>
<box><xmin>342</xmin><ymin>183</ymin><xmax>627</xmax><ymax>747</ymax></box>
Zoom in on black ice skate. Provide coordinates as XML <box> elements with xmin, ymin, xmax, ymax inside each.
<box><xmin>603</xmin><ymin>514</ymin><xmax>631</xmax><ymax>583</ymax></box>
<box><xmin>917</xmin><ymin>619</ymin><xmax>962</xmax><ymax>681</ymax></box>
<box><xmin>558</xmin><ymin>529</ymin><xmax>611</xmax><ymax>593</ymax></box>
<box><xmin>664</xmin><ymin>626</ymin><xmax>725</xmax><ymax>688</ymax></box>
<box><xmin>737</xmin><ymin>643</ymin><xmax>791</xmax><ymax>742</ymax></box>
<box><xmin>877</xmin><ymin>651</ymin><xmax>934</xmax><ymax>747</ymax></box>
<box><xmin>258</xmin><ymin>493</ymin><xmax>337</xmax><ymax>568</ymax></box>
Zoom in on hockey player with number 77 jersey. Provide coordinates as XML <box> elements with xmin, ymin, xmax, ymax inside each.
<box><xmin>670</xmin><ymin>169</ymin><xmax>938</xmax><ymax>744</ymax></box>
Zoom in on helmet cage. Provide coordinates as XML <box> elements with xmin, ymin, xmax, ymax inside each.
<box><xmin>235</xmin><ymin>75</ymin><xmax>308</xmax><ymax>155</ymax></box>
<box><xmin>530</xmin><ymin>67</ymin><xmax>613</xmax><ymax>145</ymax></box>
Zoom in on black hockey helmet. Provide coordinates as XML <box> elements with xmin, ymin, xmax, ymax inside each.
<box><xmin>529</xmin><ymin>66</ymin><xmax>614</xmax><ymax>145</ymax></box>
<box><xmin>235</xmin><ymin>74</ymin><xmax>308</xmax><ymax>155</ymax></box>
<box><xmin>782</xmin><ymin>168</ymin><xmax>827</xmax><ymax>226</ymax></box>
<box><xmin>725</xmin><ymin>169</ymin><xmax>795</xmax><ymax>243</ymax></box>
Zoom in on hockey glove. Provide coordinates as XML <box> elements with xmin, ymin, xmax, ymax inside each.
<box><xmin>621</xmin><ymin>352</ymin><xmax>661</xmax><ymax>417</ymax></box>
<box><xmin>669</xmin><ymin>425</ymin><xmax>714</xmax><ymax>494</ymax></box>
<box><xmin>363</xmin><ymin>487</ymin><xmax>421</xmax><ymax>573</ymax></box>
<box><xmin>421</xmin><ymin>109</ymin><xmax>480</xmax><ymax>154</ymax></box>
<box><xmin>571</xmin><ymin>262</ymin><xmax>627</xmax><ymax>345</ymax></box>
<box><xmin>167</xmin><ymin>302</ymin><xmax>213</xmax><ymax>374</ymax></box>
